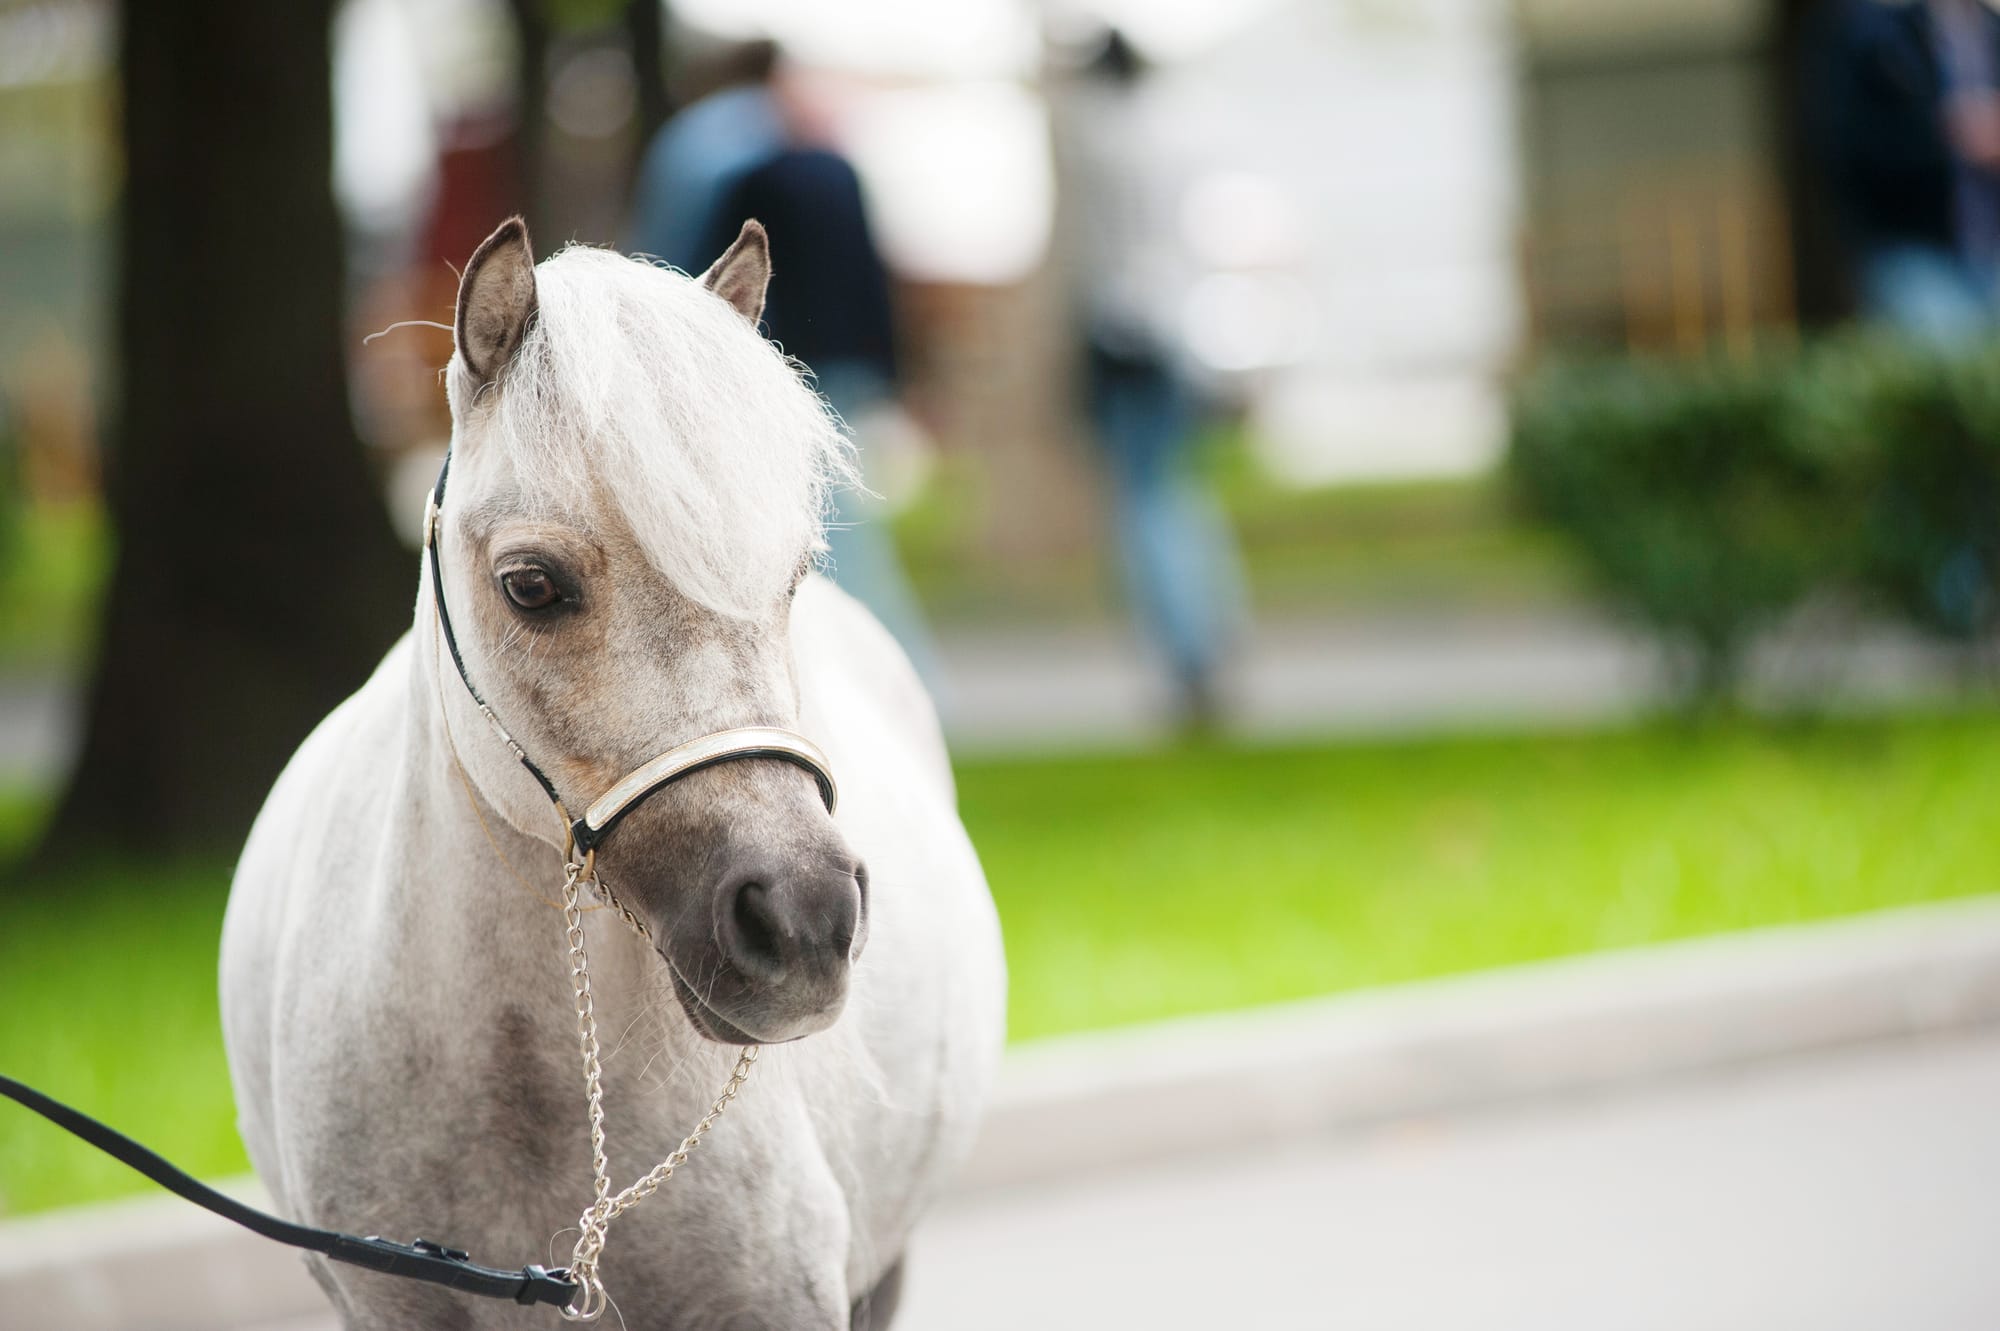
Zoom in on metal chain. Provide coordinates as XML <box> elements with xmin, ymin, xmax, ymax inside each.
<box><xmin>433</xmin><ymin>479</ymin><xmax>768</xmax><ymax>1321</ymax></box>
<box><xmin>557</xmin><ymin>853</ymin><xmax>758</xmax><ymax>1322</ymax></box>
<box><xmin>582</xmin><ymin>868</ymin><xmax>654</xmax><ymax>947</ymax></box>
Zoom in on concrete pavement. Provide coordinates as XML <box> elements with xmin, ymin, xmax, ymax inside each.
<box><xmin>899</xmin><ymin>1029</ymin><xmax>2000</xmax><ymax>1330</ymax></box>
<box><xmin>224</xmin><ymin>1031</ymin><xmax>2000</xmax><ymax>1331</ymax></box>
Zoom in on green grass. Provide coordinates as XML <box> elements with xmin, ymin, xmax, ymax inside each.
<box><xmin>0</xmin><ymin>860</ymin><xmax>241</xmax><ymax>1217</ymax></box>
<box><xmin>5</xmin><ymin>712</ymin><xmax>1999</xmax><ymax>1215</ymax></box>
<box><xmin>967</xmin><ymin>713</ymin><xmax>2000</xmax><ymax>1036</ymax></box>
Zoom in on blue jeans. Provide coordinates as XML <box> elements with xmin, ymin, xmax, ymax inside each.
<box><xmin>1087</xmin><ymin>342</ymin><xmax>1246</xmax><ymax>705</ymax></box>
<box><xmin>1859</xmin><ymin>242</ymin><xmax>1997</xmax><ymax>345</ymax></box>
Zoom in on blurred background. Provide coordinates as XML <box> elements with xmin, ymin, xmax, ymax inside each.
<box><xmin>2</xmin><ymin>0</ymin><xmax>1999</xmax><ymax>1326</ymax></box>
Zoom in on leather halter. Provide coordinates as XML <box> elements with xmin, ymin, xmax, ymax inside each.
<box><xmin>0</xmin><ymin>453</ymin><xmax>840</xmax><ymax>1322</ymax></box>
<box><xmin>422</xmin><ymin>452</ymin><xmax>838</xmax><ymax>857</ymax></box>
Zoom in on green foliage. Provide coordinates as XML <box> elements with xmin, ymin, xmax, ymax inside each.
<box><xmin>534</xmin><ymin>0</ymin><xmax>628</xmax><ymax>32</ymax></box>
<box><xmin>0</xmin><ymin>396</ymin><xmax>19</xmax><ymax>612</ymax></box>
<box><xmin>1509</xmin><ymin>338</ymin><xmax>2000</xmax><ymax>703</ymax></box>
<box><xmin>1509</xmin><ymin>351</ymin><xmax>1850</xmax><ymax>700</ymax></box>
<box><xmin>1794</xmin><ymin>340</ymin><xmax>2000</xmax><ymax>639</ymax></box>
<box><xmin>0</xmin><ymin>501</ymin><xmax>107</xmax><ymax>669</ymax></box>
<box><xmin>8</xmin><ymin>714</ymin><xmax>1999</xmax><ymax>1214</ymax></box>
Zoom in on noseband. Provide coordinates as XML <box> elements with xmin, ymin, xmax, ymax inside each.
<box><xmin>423</xmin><ymin>451</ymin><xmax>839</xmax><ymax>1321</ymax></box>
<box><xmin>422</xmin><ymin>451</ymin><xmax>837</xmax><ymax>857</ymax></box>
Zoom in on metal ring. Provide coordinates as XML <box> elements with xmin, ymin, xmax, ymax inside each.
<box><xmin>560</xmin><ymin>1269</ymin><xmax>606</xmax><ymax>1322</ymax></box>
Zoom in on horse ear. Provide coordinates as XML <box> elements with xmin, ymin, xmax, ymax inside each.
<box><xmin>455</xmin><ymin>216</ymin><xmax>538</xmax><ymax>385</ymax></box>
<box><xmin>700</xmin><ymin>219</ymin><xmax>770</xmax><ymax>324</ymax></box>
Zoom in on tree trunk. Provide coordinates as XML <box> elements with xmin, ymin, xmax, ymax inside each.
<box><xmin>626</xmin><ymin>0</ymin><xmax>670</xmax><ymax>144</ymax></box>
<box><xmin>505</xmin><ymin>0</ymin><xmax>554</xmax><ymax>240</ymax></box>
<box><xmin>36</xmin><ymin>0</ymin><xmax>410</xmax><ymax>861</ymax></box>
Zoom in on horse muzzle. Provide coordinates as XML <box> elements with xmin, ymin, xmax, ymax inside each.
<box><xmin>662</xmin><ymin>851</ymin><xmax>867</xmax><ymax>1044</ymax></box>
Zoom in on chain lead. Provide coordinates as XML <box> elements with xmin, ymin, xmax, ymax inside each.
<box><xmin>557</xmin><ymin>854</ymin><xmax>758</xmax><ymax>1322</ymax></box>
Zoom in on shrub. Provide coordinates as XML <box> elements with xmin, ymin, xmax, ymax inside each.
<box><xmin>1795</xmin><ymin>339</ymin><xmax>2000</xmax><ymax>640</ymax></box>
<box><xmin>1507</xmin><ymin>352</ymin><xmax>1852</xmax><ymax>703</ymax></box>
<box><xmin>1509</xmin><ymin>336</ymin><xmax>2000</xmax><ymax>706</ymax></box>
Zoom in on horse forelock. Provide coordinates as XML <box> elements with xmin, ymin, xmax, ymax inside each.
<box><xmin>467</xmin><ymin>244</ymin><xmax>857</xmax><ymax>619</ymax></box>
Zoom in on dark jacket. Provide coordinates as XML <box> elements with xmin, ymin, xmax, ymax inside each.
<box><xmin>700</xmin><ymin>148</ymin><xmax>898</xmax><ymax>385</ymax></box>
<box><xmin>1802</xmin><ymin>0</ymin><xmax>2000</xmax><ymax>247</ymax></box>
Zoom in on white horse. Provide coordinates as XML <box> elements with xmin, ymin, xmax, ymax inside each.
<box><xmin>220</xmin><ymin>218</ymin><xmax>1006</xmax><ymax>1329</ymax></box>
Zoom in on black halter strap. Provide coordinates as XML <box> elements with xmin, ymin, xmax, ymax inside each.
<box><xmin>424</xmin><ymin>451</ymin><xmax>837</xmax><ymax>856</ymax></box>
<box><xmin>0</xmin><ymin>1075</ymin><xmax>578</xmax><ymax>1309</ymax></box>
<box><xmin>425</xmin><ymin>452</ymin><xmax>568</xmax><ymax>813</ymax></box>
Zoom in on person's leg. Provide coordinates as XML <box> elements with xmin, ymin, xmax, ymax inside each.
<box><xmin>1093</xmin><ymin>350</ymin><xmax>1244</xmax><ymax>721</ymax></box>
<box><xmin>1858</xmin><ymin>243</ymin><xmax>1993</xmax><ymax>344</ymax></box>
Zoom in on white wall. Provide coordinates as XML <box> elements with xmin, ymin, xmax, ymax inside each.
<box><xmin>1166</xmin><ymin>0</ymin><xmax>1524</xmax><ymax>483</ymax></box>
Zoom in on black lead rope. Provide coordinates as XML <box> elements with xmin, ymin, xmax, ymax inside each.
<box><xmin>0</xmin><ymin>452</ymin><xmax>572</xmax><ymax>1312</ymax></box>
<box><xmin>0</xmin><ymin>454</ymin><xmax>576</xmax><ymax>1313</ymax></box>
<box><xmin>2</xmin><ymin>455</ymin><xmax>836</xmax><ymax>1314</ymax></box>
<box><xmin>0</xmin><ymin>1075</ymin><xmax>578</xmax><ymax>1310</ymax></box>
<box><xmin>0</xmin><ymin>453</ymin><xmax>579</xmax><ymax>1310</ymax></box>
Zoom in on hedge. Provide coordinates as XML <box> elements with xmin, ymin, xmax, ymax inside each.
<box><xmin>1508</xmin><ymin>336</ymin><xmax>2000</xmax><ymax>704</ymax></box>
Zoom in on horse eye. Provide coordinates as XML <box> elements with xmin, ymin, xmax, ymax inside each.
<box><xmin>501</xmin><ymin>567</ymin><xmax>561</xmax><ymax>611</ymax></box>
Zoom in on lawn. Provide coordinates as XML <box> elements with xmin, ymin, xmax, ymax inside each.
<box><xmin>4</xmin><ymin>712</ymin><xmax>1998</xmax><ymax>1215</ymax></box>
<box><xmin>971</xmin><ymin>715</ymin><xmax>2000</xmax><ymax>1036</ymax></box>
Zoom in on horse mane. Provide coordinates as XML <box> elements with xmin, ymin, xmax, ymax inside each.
<box><xmin>466</xmin><ymin>244</ymin><xmax>857</xmax><ymax>619</ymax></box>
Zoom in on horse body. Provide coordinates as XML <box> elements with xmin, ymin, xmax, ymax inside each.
<box><xmin>220</xmin><ymin>222</ymin><xmax>1005</xmax><ymax>1329</ymax></box>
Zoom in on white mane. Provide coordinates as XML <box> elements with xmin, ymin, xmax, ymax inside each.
<box><xmin>463</xmin><ymin>245</ymin><xmax>856</xmax><ymax>619</ymax></box>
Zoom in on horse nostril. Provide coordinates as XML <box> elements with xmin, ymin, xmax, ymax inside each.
<box><xmin>717</xmin><ymin>862</ymin><xmax>864</xmax><ymax>989</ymax></box>
<box><xmin>728</xmin><ymin>881</ymin><xmax>786</xmax><ymax>978</ymax></box>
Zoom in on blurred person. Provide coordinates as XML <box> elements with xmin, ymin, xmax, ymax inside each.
<box><xmin>627</xmin><ymin>39</ymin><xmax>784</xmax><ymax>273</ymax></box>
<box><xmin>1057</xmin><ymin>29</ymin><xmax>1247</xmax><ymax>728</ymax></box>
<box><xmin>694</xmin><ymin>103</ymin><xmax>944</xmax><ymax>690</ymax></box>
<box><xmin>1806</xmin><ymin>0</ymin><xmax>2000</xmax><ymax>339</ymax></box>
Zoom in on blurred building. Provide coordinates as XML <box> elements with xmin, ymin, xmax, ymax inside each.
<box><xmin>0</xmin><ymin>2</ymin><xmax>111</xmax><ymax>501</ymax></box>
<box><xmin>0</xmin><ymin>0</ymin><xmax>1859</xmax><ymax>514</ymax></box>
<box><xmin>1519</xmin><ymin>0</ymin><xmax>1804</xmax><ymax>357</ymax></box>
<box><xmin>724</xmin><ymin>1</ymin><xmax>1529</xmax><ymax>497</ymax></box>
<box><xmin>1150</xmin><ymin>0</ymin><xmax>1521</xmax><ymax>487</ymax></box>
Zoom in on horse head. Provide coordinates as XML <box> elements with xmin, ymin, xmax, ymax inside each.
<box><xmin>433</xmin><ymin>216</ymin><xmax>865</xmax><ymax>1045</ymax></box>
